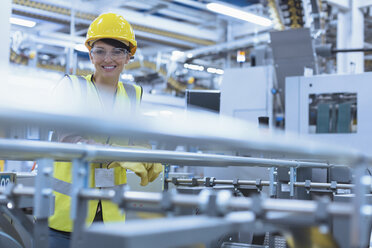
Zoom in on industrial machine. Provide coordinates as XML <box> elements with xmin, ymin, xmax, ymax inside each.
<box><xmin>0</xmin><ymin>104</ymin><xmax>369</xmax><ymax>248</ymax></box>
<box><xmin>285</xmin><ymin>72</ymin><xmax>372</xmax><ymax>155</ymax></box>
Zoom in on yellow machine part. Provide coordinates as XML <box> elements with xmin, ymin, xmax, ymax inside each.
<box><xmin>286</xmin><ymin>226</ymin><xmax>340</xmax><ymax>248</ymax></box>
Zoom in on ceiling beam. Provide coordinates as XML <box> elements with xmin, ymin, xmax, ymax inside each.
<box><xmin>171</xmin><ymin>0</ymin><xmax>207</xmax><ymax>10</ymax></box>
<box><xmin>12</xmin><ymin>4</ymin><xmax>92</xmax><ymax>25</ymax></box>
<box><xmin>118</xmin><ymin>1</ymin><xmax>213</xmax><ymax>25</ymax></box>
<box><xmin>35</xmin><ymin>29</ymin><xmax>197</xmax><ymax>52</ymax></box>
<box><xmin>181</xmin><ymin>32</ymin><xmax>270</xmax><ymax>61</ymax></box>
<box><xmin>356</xmin><ymin>0</ymin><xmax>372</xmax><ymax>9</ymax></box>
<box><xmin>30</xmin><ymin>34</ymin><xmax>76</xmax><ymax>49</ymax></box>
<box><xmin>326</xmin><ymin>0</ymin><xmax>349</xmax><ymax>11</ymax></box>
<box><xmin>143</xmin><ymin>3</ymin><xmax>168</xmax><ymax>15</ymax></box>
<box><xmin>232</xmin><ymin>22</ymin><xmax>272</xmax><ymax>39</ymax></box>
<box><xmin>138</xmin><ymin>0</ymin><xmax>214</xmax><ymax>20</ymax></box>
<box><xmin>13</xmin><ymin>1</ymin><xmax>218</xmax><ymax>45</ymax></box>
<box><xmin>30</xmin><ymin>0</ymin><xmax>97</xmax><ymax>14</ymax></box>
<box><xmin>135</xmin><ymin>30</ymin><xmax>198</xmax><ymax>49</ymax></box>
<box><xmin>38</xmin><ymin>31</ymin><xmax>85</xmax><ymax>44</ymax></box>
<box><xmin>106</xmin><ymin>8</ymin><xmax>219</xmax><ymax>42</ymax></box>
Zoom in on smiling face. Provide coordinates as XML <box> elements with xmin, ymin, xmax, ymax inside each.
<box><xmin>89</xmin><ymin>40</ymin><xmax>131</xmax><ymax>80</ymax></box>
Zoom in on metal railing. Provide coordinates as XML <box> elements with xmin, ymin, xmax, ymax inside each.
<box><xmin>0</xmin><ymin>107</ymin><xmax>369</xmax><ymax>247</ymax></box>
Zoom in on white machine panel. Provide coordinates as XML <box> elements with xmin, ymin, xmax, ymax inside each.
<box><xmin>220</xmin><ymin>66</ymin><xmax>274</xmax><ymax>124</ymax></box>
<box><xmin>286</xmin><ymin>72</ymin><xmax>372</xmax><ymax>155</ymax></box>
<box><xmin>204</xmin><ymin>66</ymin><xmax>274</xmax><ymax>185</ymax></box>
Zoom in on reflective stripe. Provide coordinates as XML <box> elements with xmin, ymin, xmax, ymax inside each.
<box><xmin>65</xmin><ymin>74</ymin><xmax>74</xmax><ymax>88</ymax></box>
<box><xmin>65</xmin><ymin>75</ymin><xmax>88</xmax><ymax>99</ymax></box>
<box><xmin>122</xmin><ymin>83</ymin><xmax>137</xmax><ymax>112</ymax></box>
<box><xmin>52</xmin><ymin>177</ymin><xmax>72</xmax><ymax>196</ymax></box>
<box><xmin>52</xmin><ymin>177</ymin><xmax>125</xmax><ymax>196</ymax></box>
<box><xmin>67</xmin><ymin>75</ymin><xmax>138</xmax><ymax>110</ymax></box>
<box><xmin>76</xmin><ymin>76</ymin><xmax>88</xmax><ymax>99</ymax></box>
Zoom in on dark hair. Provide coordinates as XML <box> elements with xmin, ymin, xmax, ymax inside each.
<box><xmin>92</xmin><ymin>38</ymin><xmax>130</xmax><ymax>52</ymax></box>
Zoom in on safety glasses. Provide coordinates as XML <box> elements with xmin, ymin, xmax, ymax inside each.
<box><xmin>91</xmin><ymin>48</ymin><xmax>130</xmax><ymax>60</ymax></box>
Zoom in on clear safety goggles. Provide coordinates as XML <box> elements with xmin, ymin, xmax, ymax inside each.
<box><xmin>91</xmin><ymin>48</ymin><xmax>130</xmax><ymax>60</ymax></box>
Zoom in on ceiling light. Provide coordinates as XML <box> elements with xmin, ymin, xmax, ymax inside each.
<box><xmin>171</xmin><ymin>50</ymin><xmax>185</xmax><ymax>61</ymax></box>
<box><xmin>207</xmin><ymin>67</ymin><xmax>224</xmax><ymax>75</ymax></box>
<box><xmin>10</xmin><ymin>17</ymin><xmax>36</xmax><ymax>28</ymax></box>
<box><xmin>206</xmin><ymin>3</ymin><xmax>272</xmax><ymax>27</ymax></box>
<box><xmin>74</xmin><ymin>44</ymin><xmax>89</xmax><ymax>53</ymax></box>
<box><xmin>184</xmin><ymin>63</ymin><xmax>204</xmax><ymax>71</ymax></box>
<box><xmin>207</xmin><ymin>67</ymin><xmax>217</xmax><ymax>73</ymax></box>
<box><xmin>216</xmin><ymin>69</ymin><xmax>224</xmax><ymax>75</ymax></box>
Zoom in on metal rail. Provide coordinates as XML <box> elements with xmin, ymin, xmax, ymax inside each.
<box><xmin>0</xmin><ymin>138</ymin><xmax>346</xmax><ymax>168</ymax></box>
<box><xmin>0</xmin><ymin>107</ymin><xmax>369</xmax><ymax>248</ymax></box>
<box><xmin>166</xmin><ymin>178</ymin><xmax>273</xmax><ymax>187</ymax></box>
<box><xmin>293</xmin><ymin>181</ymin><xmax>354</xmax><ymax>190</ymax></box>
<box><xmin>0</xmin><ymin>185</ymin><xmax>353</xmax><ymax>217</ymax></box>
<box><xmin>79</xmin><ymin>189</ymin><xmax>355</xmax><ymax>216</ymax></box>
<box><xmin>0</xmin><ymin>106</ymin><xmax>366</xmax><ymax>164</ymax></box>
<box><xmin>166</xmin><ymin>178</ymin><xmax>356</xmax><ymax>190</ymax></box>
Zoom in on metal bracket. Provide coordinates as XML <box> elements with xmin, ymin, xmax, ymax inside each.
<box><xmin>163</xmin><ymin>164</ymin><xmax>170</xmax><ymax>191</ymax></box>
<box><xmin>33</xmin><ymin>158</ymin><xmax>54</xmax><ymax>248</ymax></box>
<box><xmin>251</xmin><ymin>195</ymin><xmax>263</xmax><ymax>218</ymax></box>
<box><xmin>330</xmin><ymin>181</ymin><xmax>337</xmax><ymax>193</ymax></box>
<box><xmin>269</xmin><ymin>167</ymin><xmax>277</xmax><ymax>197</ymax></box>
<box><xmin>216</xmin><ymin>190</ymin><xmax>232</xmax><ymax>216</ymax></box>
<box><xmin>315</xmin><ymin>197</ymin><xmax>330</xmax><ymax>222</ymax></box>
<box><xmin>232</xmin><ymin>179</ymin><xmax>240</xmax><ymax>188</ymax></box>
<box><xmin>172</xmin><ymin>177</ymin><xmax>179</xmax><ymax>186</ymax></box>
<box><xmin>305</xmin><ymin>179</ymin><xmax>311</xmax><ymax>194</ymax></box>
<box><xmin>161</xmin><ymin>190</ymin><xmax>174</xmax><ymax>212</ymax></box>
<box><xmin>191</xmin><ymin>178</ymin><xmax>198</xmax><ymax>187</ymax></box>
<box><xmin>198</xmin><ymin>189</ymin><xmax>219</xmax><ymax>216</ymax></box>
<box><xmin>206</xmin><ymin>192</ymin><xmax>219</xmax><ymax>217</ymax></box>
<box><xmin>70</xmin><ymin>158</ymin><xmax>90</xmax><ymax>248</ymax></box>
<box><xmin>205</xmin><ymin>177</ymin><xmax>215</xmax><ymax>187</ymax></box>
<box><xmin>289</xmin><ymin>167</ymin><xmax>297</xmax><ymax>198</ymax></box>
<box><xmin>112</xmin><ymin>185</ymin><xmax>129</xmax><ymax>210</ymax></box>
<box><xmin>232</xmin><ymin>179</ymin><xmax>243</xmax><ymax>196</ymax></box>
<box><xmin>3</xmin><ymin>183</ymin><xmax>16</xmax><ymax>208</ymax></box>
<box><xmin>350</xmin><ymin>162</ymin><xmax>372</xmax><ymax>248</ymax></box>
<box><xmin>255</xmin><ymin>179</ymin><xmax>263</xmax><ymax>192</ymax></box>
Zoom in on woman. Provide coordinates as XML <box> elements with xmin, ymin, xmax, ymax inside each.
<box><xmin>48</xmin><ymin>13</ymin><xmax>162</xmax><ymax>248</ymax></box>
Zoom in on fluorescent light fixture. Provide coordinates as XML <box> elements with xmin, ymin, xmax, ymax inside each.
<box><xmin>206</xmin><ymin>3</ymin><xmax>272</xmax><ymax>27</ymax></box>
<box><xmin>207</xmin><ymin>67</ymin><xmax>224</xmax><ymax>75</ymax></box>
<box><xmin>184</xmin><ymin>63</ymin><xmax>204</xmax><ymax>71</ymax></box>
<box><xmin>74</xmin><ymin>44</ymin><xmax>89</xmax><ymax>53</ymax></box>
<box><xmin>10</xmin><ymin>17</ymin><xmax>36</xmax><ymax>28</ymax></box>
<box><xmin>171</xmin><ymin>50</ymin><xmax>185</xmax><ymax>61</ymax></box>
<box><xmin>207</xmin><ymin>67</ymin><xmax>217</xmax><ymax>73</ymax></box>
<box><xmin>216</xmin><ymin>69</ymin><xmax>224</xmax><ymax>75</ymax></box>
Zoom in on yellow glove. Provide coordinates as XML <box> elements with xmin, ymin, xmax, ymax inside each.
<box><xmin>108</xmin><ymin>162</ymin><xmax>163</xmax><ymax>186</ymax></box>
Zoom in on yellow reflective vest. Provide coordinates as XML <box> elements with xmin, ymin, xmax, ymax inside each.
<box><xmin>48</xmin><ymin>74</ymin><xmax>142</xmax><ymax>232</ymax></box>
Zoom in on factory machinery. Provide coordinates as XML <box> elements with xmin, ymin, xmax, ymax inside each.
<box><xmin>0</xmin><ymin>106</ymin><xmax>370</xmax><ymax>248</ymax></box>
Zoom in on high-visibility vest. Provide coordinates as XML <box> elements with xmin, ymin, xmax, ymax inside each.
<box><xmin>48</xmin><ymin>74</ymin><xmax>142</xmax><ymax>232</ymax></box>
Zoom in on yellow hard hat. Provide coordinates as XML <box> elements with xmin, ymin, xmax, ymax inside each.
<box><xmin>85</xmin><ymin>13</ymin><xmax>137</xmax><ymax>55</ymax></box>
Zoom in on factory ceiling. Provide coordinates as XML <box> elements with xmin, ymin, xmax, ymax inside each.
<box><xmin>9</xmin><ymin>0</ymin><xmax>372</xmax><ymax>90</ymax></box>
